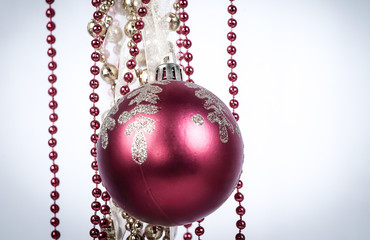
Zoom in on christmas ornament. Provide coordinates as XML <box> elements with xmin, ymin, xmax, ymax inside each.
<box><xmin>97</xmin><ymin>69</ymin><xmax>243</xmax><ymax>225</ymax></box>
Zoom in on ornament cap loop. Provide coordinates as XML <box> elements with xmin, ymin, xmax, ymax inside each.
<box><xmin>155</xmin><ymin>63</ymin><xmax>183</xmax><ymax>81</ymax></box>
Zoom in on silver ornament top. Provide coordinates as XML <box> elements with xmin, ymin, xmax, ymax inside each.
<box><xmin>155</xmin><ymin>56</ymin><xmax>183</xmax><ymax>81</ymax></box>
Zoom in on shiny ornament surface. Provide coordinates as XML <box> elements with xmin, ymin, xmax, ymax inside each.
<box><xmin>97</xmin><ymin>80</ymin><xmax>243</xmax><ymax>226</ymax></box>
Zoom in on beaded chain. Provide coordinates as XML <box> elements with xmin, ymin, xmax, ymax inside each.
<box><xmin>45</xmin><ymin>0</ymin><xmax>61</xmax><ymax>239</ymax></box>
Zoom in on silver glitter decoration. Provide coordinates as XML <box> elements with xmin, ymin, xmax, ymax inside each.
<box><xmin>185</xmin><ymin>82</ymin><xmax>235</xmax><ymax>143</ymax></box>
<box><xmin>118</xmin><ymin>104</ymin><xmax>159</xmax><ymax>124</ymax></box>
<box><xmin>100</xmin><ymin>98</ymin><xmax>124</xmax><ymax>149</ymax></box>
<box><xmin>127</xmin><ymin>81</ymin><xmax>170</xmax><ymax>106</ymax></box>
<box><xmin>125</xmin><ymin>116</ymin><xmax>156</xmax><ymax>165</ymax></box>
<box><xmin>192</xmin><ymin>114</ymin><xmax>205</xmax><ymax>126</ymax></box>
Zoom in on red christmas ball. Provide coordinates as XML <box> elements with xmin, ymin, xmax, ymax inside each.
<box><xmin>97</xmin><ymin>80</ymin><xmax>243</xmax><ymax>226</ymax></box>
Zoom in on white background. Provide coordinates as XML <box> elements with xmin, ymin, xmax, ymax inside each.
<box><xmin>0</xmin><ymin>0</ymin><xmax>369</xmax><ymax>239</ymax></box>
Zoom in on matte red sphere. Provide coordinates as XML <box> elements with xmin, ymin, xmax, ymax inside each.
<box><xmin>97</xmin><ymin>80</ymin><xmax>243</xmax><ymax>226</ymax></box>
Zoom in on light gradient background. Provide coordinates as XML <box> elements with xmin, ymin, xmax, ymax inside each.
<box><xmin>0</xmin><ymin>0</ymin><xmax>369</xmax><ymax>239</ymax></box>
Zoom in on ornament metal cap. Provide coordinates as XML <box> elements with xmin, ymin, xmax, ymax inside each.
<box><xmin>156</xmin><ymin>56</ymin><xmax>183</xmax><ymax>81</ymax></box>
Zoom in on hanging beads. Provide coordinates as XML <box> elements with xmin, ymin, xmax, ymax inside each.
<box><xmin>183</xmin><ymin>223</ymin><xmax>192</xmax><ymax>240</ymax></box>
<box><xmin>235</xmin><ymin>180</ymin><xmax>246</xmax><ymax>240</ymax></box>
<box><xmin>175</xmin><ymin>0</ymin><xmax>194</xmax><ymax>82</ymax></box>
<box><xmin>227</xmin><ymin>0</ymin><xmax>239</xmax><ymax>121</ymax></box>
<box><xmin>46</xmin><ymin>0</ymin><xmax>60</xmax><ymax>239</ymax></box>
<box><xmin>195</xmin><ymin>218</ymin><xmax>205</xmax><ymax>240</ymax></box>
<box><xmin>89</xmin><ymin>1</ymin><xmax>104</xmax><ymax>239</ymax></box>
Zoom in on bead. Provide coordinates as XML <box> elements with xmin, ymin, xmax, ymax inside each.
<box><xmin>92</xmin><ymin>174</ymin><xmax>102</xmax><ymax>184</ymax></box>
<box><xmin>99</xmin><ymin>218</ymin><xmax>109</xmax><ymax>228</ymax></box>
<box><xmin>126</xmin><ymin>59</ymin><xmax>137</xmax><ymax>70</ymax></box>
<box><xmin>233</xmin><ymin>112</ymin><xmax>240</xmax><ymax>121</ymax></box>
<box><xmin>173</xmin><ymin>2</ymin><xmax>180</xmax><ymax>11</ymax></box>
<box><xmin>50</xmin><ymin>191</ymin><xmax>59</xmax><ymax>200</ymax></box>
<box><xmin>91</xmin><ymin>201</ymin><xmax>101</xmax><ymax>211</ymax></box>
<box><xmin>167</xmin><ymin>12</ymin><xmax>180</xmax><ymax>31</ymax></box>
<box><xmin>228</xmin><ymin>5</ymin><xmax>237</xmax><ymax>15</ymax></box>
<box><xmin>91</xmin><ymin>38</ymin><xmax>101</xmax><ymax>49</ymax></box>
<box><xmin>91</xmin><ymin>214</ymin><xmax>100</xmax><ymax>225</ymax></box>
<box><xmin>182</xmin><ymin>39</ymin><xmax>192</xmax><ymax>49</ymax></box>
<box><xmin>229</xmin><ymin>86</ymin><xmax>238</xmax><ymax>95</ymax></box>
<box><xmin>90</xmin><ymin>228</ymin><xmax>99</xmax><ymax>238</ymax></box>
<box><xmin>105</xmin><ymin>15</ymin><xmax>113</xmax><ymax>25</ymax></box>
<box><xmin>92</xmin><ymin>0</ymin><xmax>102</xmax><ymax>7</ymax></box>
<box><xmin>235</xmin><ymin>233</ymin><xmax>245</xmax><ymax>240</ymax></box>
<box><xmin>47</xmin><ymin>47</ymin><xmax>56</xmax><ymax>57</ymax></box>
<box><xmin>50</xmin><ymin>217</ymin><xmax>60</xmax><ymax>227</ymax></box>
<box><xmin>100</xmin><ymin>63</ymin><xmax>119</xmax><ymax>83</ymax></box>
<box><xmin>230</xmin><ymin>99</ymin><xmax>239</xmax><ymax>109</ymax></box>
<box><xmin>50</xmin><ymin>164</ymin><xmax>59</xmax><ymax>174</ymax></box>
<box><xmin>227</xmin><ymin>31</ymin><xmax>237</xmax><ymax>41</ymax></box>
<box><xmin>46</xmin><ymin>35</ymin><xmax>56</xmax><ymax>44</ymax></box>
<box><xmin>129</xmin><ymin>45</ymin><xmax>140</xmax><ymax>56</ymax></box>
<box><xmin>45</xmin><ymin>8</ymin><xmax>55</xmax><ymax>18</ymax></box>
<box><xmin>176</xmin><ymin>39</ymin><xmax>183</xmax><ymax>48</ymax></box>
<box><xmin>47</xmin><ymin>21</ymin><xmax>56</xmax><ymax>31</ymax></box>
<box><xmin>89</xmin><ymin>92</ymin><xmax>99</xmax><ymax>103</ymax></box>
<box><xmin>101</xmin><ymin>204</ymin><xmax>110</xmax><ymax>214</ymax></box>
<box><xmin>194</xmin><ymin>226</ymin><xmax>204</xmax><ymax>236</ymax></box>
<box><xmin>49</xmin><ymin>125</ymin><xmax>58</xmax><ymax>134</ymax></box>
<box><xmin>88</xmin><ymin>20</ymin><xmax>106</xmax><ymax>37</ymax></box>
<box><xmin>228</xmin><ymin>18</ymin><xmax>237</xmax><ymax>28</ymax></box>
<box><xmin>49</xmin><ymin>151</ymin><xmax>57</xmax><ymax>160</ymax></box>
<box><xmin>91</xmin><ymin>147</ymin><xmax>97</xmax><ymax>157</ymax></box>
<box><xmin>134</xmin><ymin>221</ymin><xmax>143</xmax><ymax>231</ymax></box>
<box><xmin>48</xmin><ymin>61</ymin><xmax>57</xmax><ymax>70</ymax></box>
<box><xmin>49</xmin><ymin>113</ymin><xmax>58</xmax><ymax>122</ymax></box>
<box><xmin>120</xmin><ymin>85</ymin><xmax>130</xmax><ymax>95</ymax></box>
<box><xmin>142</xmin><ymin>0</ymin><xmax>150</xmax><ymax>3</ymax></box>
<box><xmin>91</xmin><ymin>134</ymin><xmax>99</xmax><ymax>143</ymax></box>
<box><xmin>227</xmin><ymin>45</ymin><xmax>237</xmax><ymax>55</ymax></box>
<box><xmin>183</xmin><ymin>232</ymin><xmax>192</xmax><ymax>240</ymax></box>
<box><xmin>132</xmin><ymin>33</ymin><xmax>142</xmax><ymax>43</ymax></box>
<box><xmin>177</xmin><ymin>52</ymin><xmax>184</xmax><ymax>61</ymax></box>
<box><xmin>135</xmin><ymin>20</ymin><xmax>145</xmax><ymax>30</ymax></box>
<box><xmin>236</xmin><ymin>180</ymin><xmax>243</xmax><ymax>189</ymax></box>
<box><xmin>228</xmin><ymin>72</ymin><xmax>238</xmax><ymax>82</ymax></box>
<box><xmin>90</xmin><ymin>106</ymin><xmax>100</xmax><ymax>116</ymax></box>
<box><xmin>236</xmin><ymin>219</ymin><xmax>246</xmax><ymax>230</ymax></box>
<box><xmin>228</xmin><ymin>59</ymin><xmax>237</xmax><ymax>69</ymax></box>
<box><xmin>92</xmin><ymin>188</ymin><xmax>102</xmax><ymax>198</ymax></box>
<box><xmin>93</xmin><ymin>10</ymin><xmax>104</xmax><ymax>20</ymax></box>
<box><xmin>184</xmin><ymin>66</ymin><xmax>194</xmax><ymax>76</ymax></box>
<box><xmin>100</xmin><ymin>4</ymin><xmax>109</xmax><ymax>13</ymax></box>
<box><xmin>98</xmin><ymin>231</ymin><xmax>108</xmax><ymax>240</ymax></box>
<box><xmin>48</xmin><ymin>137</ymin><xmax>57</xmax><ymax>147</ymax></box>
<box><xmin>90</xmin><ymin>79</ymin><xmax>100</xmax><ymax>89</ymax></box>
<box><xmin>145</xmin><ymin>225</ymin><xmax>164</xmax><ymax>239</ymax></box>
<box><xmin>50</xmin><ymin>204</ymin><xmax>60</xmax><ymax>213</ymax></box>
<box><xmin>138</xmin><ymin>7</ymin><xmax>148</xmax><ymax>17</ymax></box>
<box><xmin>51</xmin><ymin>177</ymin><xmax>60</xmax><ymax>187</ymax></box>
<box><xmin>124</xmin><ymin>72</ymin><xmax>134</xmax><ymax>83</ymax></box>
<box><xmin>121</xmin><ymin>211</ymin><xmax>130</xmax><ymax>219</ymax></box>
<box><xmin>91</xmin><ymin>120</ymin><xmax>101</xmax><ymax>130</ymax></box>
<box><xmin>179</xmin><ymin>12</ymin><xmax>189</xmax><ymax>22</ymax></box>
<box><xmin>93</xmin><ymin>23</ymin><xmax>103</xmax><ymax>34</ymax></box>
<box><xmin>180</xmin><ymin>26</ymin><xmax>190</xmax><ymax>35</ymax></box>
<box><xmin>90</xmin><ymin>65</ymin><xmax>100</xmax><ymax>75</ymax></box>
<box><xmin>102</xmin><ymin>191</ymin><xmax>111</xmax><ymax>201</ymax></box>
<box><xmin>48</xmin><ymin>74</ymin><xmax>57</xmax><ymax>83</ymax></box>
<box><xmin>123</xmin><ymin>0</ymin><xmax>140</xmax><ymax>15</ymax></box>
<box><xmin>234</xmin><ymin>192</ymin><xmax>244</xmax><ymax>202</ymax></box>
<box><xmin>46</xmin><ymin>0</ymin><xmax>55</xmax><ymax>4</ymax></box>
<box><xmin>91</xmin><ymin>52</ymin><xmax>101</xmax><ymax>62</ymax></box>
<box><xmin>91</xmin><ymin>161</ymin><xmax>99</xmax><ymax>170</ymax></box>
<box><xmin>179</xmin><ymin>0</ymin><xmax>188</xmax><ymax>8</ymax></box>
<box><xmin>51</xmin><ymin>230</ymin><xmax>61</xmax><ymax>239</ymax></box>
<box><xmin>124</xmin><ymin>20</ymin><xmax>137</xmax><ymax>38</ymax></box>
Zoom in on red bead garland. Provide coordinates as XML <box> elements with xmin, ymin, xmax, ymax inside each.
<box><xmin>89</xmin><ymin>1</ymin><xmax>103</xmax><ymax>239</ymax></box>
<box><xmin>46</xmin><ymin>0</ymin><xmax>60</xmax><ymax>239</ymax></box>
<box><xmin>183</xmin><ymin>223</ymin><xmax>193</xmax><ymax>240</ymax></box>
<box><xmin>177</xmin><ymin>0</ymin><xmax>194</xmax><ymax>82</ymax></box>
<box><xmin>195</xmin><ymin>218</ymin><xmax>205</xmax><ymax>240</ymax></box>
<box><xmin>120</xmin><ymin>0</ymin><xmax>151</xmax><ymax>96</ymax></box>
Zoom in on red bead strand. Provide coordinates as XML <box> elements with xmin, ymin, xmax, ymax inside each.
<box><xmin>120</xmin><ymin>0</ymin><xmax>151</xmax><ymax>97</ymax></box>
<box><xmin>177</xmin><ymin>0</ymin><xmax>194</xmax><ymax>82</ymax></box>
<box><xmin>195</xmin><ymin>218</ymin><xmax>205</xmax><ymax>240</ymax></box>
<box><xmin>235</xmin><ymin>180</ymin><xmax>246</xmax><ymax>240</ymax></box>
<box><xmin>89</xmin><ymin>1</ymin><xmax>104</xmax><ymax>239</ymax></box>
<box><xmin>183</xmin><ymin>223</ymin><xmax>193</xmax><ymax>240</ymax></box>
<box><xmin>227</xmin><ymin>0</ymin><xmax>239</xmax><ymax>121</ymax></box>
<box><xmin>46</xmin><ymin>0</ymin><xmax>60</xmax><ymax>239</ymax></box>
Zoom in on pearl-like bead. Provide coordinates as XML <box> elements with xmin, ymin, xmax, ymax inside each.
<box><xmin>123</xmin><ymin>0</ymin><xmax>140</xmax><ymax>15</ymax></box>
<box><xmin>106</xmin><ymin>25</ymin><xmax>123</xmax><ymax>42</ymax></box>
<box><xmin>167</xmin><ymin>13</ymin><xmax>180</xmax><ymax>31</ymax></box>
<box><xmin>144</xmin><ymin>225</ymin><xmax>163</xmax><ymax>239</ymax></box>
<box><xmin>124</xmin><ymin>20</ymin><xmax>137</xmax><ymax>38</ymax></box>
<box><xmin>100</xmin><ymin>63</ymin><xmax>119</xmax><ymax>83</ymax></box>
